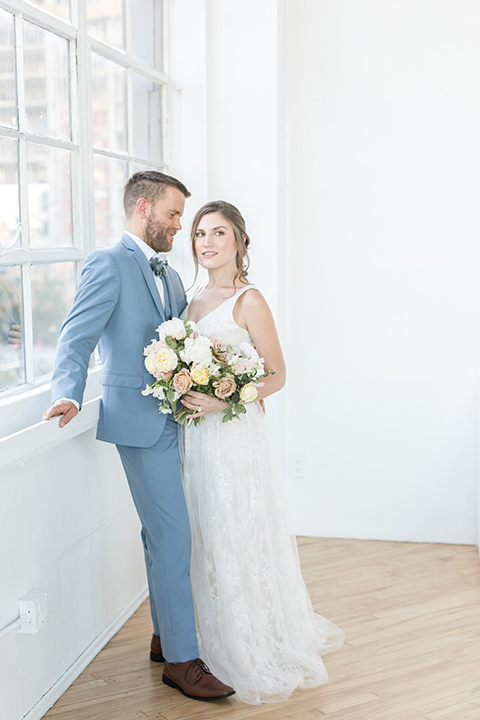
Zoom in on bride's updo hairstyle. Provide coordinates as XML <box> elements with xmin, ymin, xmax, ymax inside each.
<box><xmin>190</xmin><ymin>200</ymin><xmax>251</xmax><ymax>286</ymax></box>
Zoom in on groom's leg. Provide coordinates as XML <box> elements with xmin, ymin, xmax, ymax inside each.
<box><xmin>117</xmin><ymin>417</ymin><xmax>199</xmax><ymax>662</ymax></box>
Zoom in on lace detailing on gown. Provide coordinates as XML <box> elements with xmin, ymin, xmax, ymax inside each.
<box><xmin>182</xmin><ymin>286</ymin><xmax>344</xmax><ymax>705</ymax></box>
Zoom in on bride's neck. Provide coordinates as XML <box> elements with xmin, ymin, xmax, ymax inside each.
<box><xmin>205</xmin><ymin>268</ymin><xmax>246</xmax><ymax>290</ymax></box>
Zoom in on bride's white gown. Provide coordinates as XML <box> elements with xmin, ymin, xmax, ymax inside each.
<box><xmin>182</xmin><ymin>286</ymin><xmax>344</xmax><ymax>705</ymax></box>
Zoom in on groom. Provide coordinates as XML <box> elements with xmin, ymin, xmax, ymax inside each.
<box><xmin>43</xmin><ymin>171</ymin><xmax>234</xmax><ymax>702</ymax></box>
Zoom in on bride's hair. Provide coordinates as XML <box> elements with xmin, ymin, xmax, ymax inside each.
<box><xmin>190</xmin><ymin>200</ymin><xmax>251</xmax><ymax>287</ymax></box>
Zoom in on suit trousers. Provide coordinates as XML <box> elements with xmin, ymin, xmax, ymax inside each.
<box><xmin>116</xmin><ymin>416</ymin><xmax>199</xmax><ymax>662</ymax></box>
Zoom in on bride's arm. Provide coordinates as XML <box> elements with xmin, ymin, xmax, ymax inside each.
<box><xmin>181</xmin><ymin>289</ymin><xmax>286</xmax><ymax>418</ymax></box>
<box><xmin>234</xmin><ymin>288</ymin><xmax>286</xmax><ymax>401</ymax></box>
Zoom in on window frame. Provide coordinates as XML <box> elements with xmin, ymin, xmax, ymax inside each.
<box><xmin>0</xmin><ymin>0</ymin><xmax>170</xmax><ymax>406</ymax></box>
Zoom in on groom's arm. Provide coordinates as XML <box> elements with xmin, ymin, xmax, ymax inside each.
<box><xmin>44</xmin><ymin>251</ymin><xmax>120</xmax><ymax>425</ymax></box>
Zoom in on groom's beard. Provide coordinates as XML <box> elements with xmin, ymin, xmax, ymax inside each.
<box><xmin>145</xmin><ymin>216</ymin><xmax>174</xmax><ymax>253</ymax></box>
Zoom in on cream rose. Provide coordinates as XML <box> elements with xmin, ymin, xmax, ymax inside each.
<box><xmin>239</xmin><ymin>382</ymin><xmax>258</xmax><ymax>403</ymax></box>
<box><xmin>213</xmin><ymin>375</ymin><xmax>237</xmax><ymax>400</ymax></box>
<box><xmin>191</xmin><ymin>364</ymin><xmax>209</xmax><ymax>385</ymax></box>
<box><xmin>144</xmin><ymin>347</ymin><xmax>178</xmax><ymax>378</ymax></box>
<box><xmin>173</xmin><ymin>368</ymin><xmax>193</xmax><ymax>394</ymax></box>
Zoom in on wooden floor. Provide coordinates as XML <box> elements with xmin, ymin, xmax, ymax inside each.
<box><xmin>43</xmin><ymin>538</ymin><xmax>480</xmax><ymax>720</ymax></box>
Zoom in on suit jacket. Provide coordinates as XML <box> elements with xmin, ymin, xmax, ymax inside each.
<box><xmin>51</xmin><ymin>233</ymin><xmax>187</xmax><ymax>447</ymax></box>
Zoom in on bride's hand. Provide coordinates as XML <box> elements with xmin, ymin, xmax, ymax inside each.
<box><xmin>181</xmin><ymin>390</ymin><xmax>227</xmax><ymax>418</ymax></box>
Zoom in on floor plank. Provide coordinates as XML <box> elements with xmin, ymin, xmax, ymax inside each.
<box><xmin>42</xmin><ymin>538</ymin><xmax>480</xmax><ymax>720</ymax></box>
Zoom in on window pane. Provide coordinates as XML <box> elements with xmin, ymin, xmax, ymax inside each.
<box><xmin>131</xmin><ymin>0</ymin><xmax>164</xmax><ymax>69</ymax></box>
<box><xmin>0</xmin><ymin>266</ymin><xmax>24</xmax><ymax>390</ymax></box>
<box><xmin>25</xmin><ymin>1</ymin><xmax>71</xmax><ymax>22</ymax></box>
<box><xmin>31</xmin><ymin>261</ymin><xmax>76</xmax><ymax>379</ymax></box>
<box><xmin>91</xmin><ymin>54</ymin><xmax>127</xmax><ymax>152</ymax></box>
<box><xmin>0</xmin><ymin>9</ymin><xmax>18</xmax><ymax>130</ymax></box>
<box><xmin>27</xmin><ymin>143</ymin><xmax>73</xmax><ymax>248</ymax></box>
<box><xmin>24</xmin><ymin>21</ymin><xmax>71</xmax><ymax>141</ymax></box>
<box><xmin>133</xmin><ymin>74</ymin><xmax>164</xmax><ymax>164</ymax></box>
<box><xmin>93</xmin><ymin>155</ymin><xmax>128</xmax><ymax>247</ymax></box>
<box><xmin>0</xmin><ymin>137</ymin><xmax>20</xmax><ymax>253</ymax></box>
<box><xmin>87</xmin><ymin>0</ymin><xmax>124</xmax><ymax>51</ymax></box>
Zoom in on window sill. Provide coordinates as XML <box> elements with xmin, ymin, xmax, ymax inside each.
<box><xmin>0</xmin><ymin>367</ymin><xmax>102</xmax><ymax>440</ymax></box>
<box><xmin>0</xmin><ymin>396</ymin><xmax>100</xmax><ymax>472</ymax></box>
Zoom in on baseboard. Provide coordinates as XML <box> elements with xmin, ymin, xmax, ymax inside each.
<box><xmin>22</xmin><ymin>584</ymin><xmax>149</xmax><ymax>720</ymax></box>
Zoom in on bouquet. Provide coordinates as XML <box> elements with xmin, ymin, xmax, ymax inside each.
<box><xmin>142</xmin><ymin>317</ymin><xmax>273</xmax><ymax>425</ymax></box>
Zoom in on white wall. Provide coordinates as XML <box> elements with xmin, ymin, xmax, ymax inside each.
<box><xmin>205</xmin><ymin>0</ymin><xmax>280</xmax><ymax>312</ymax></box>
<box><xmin>280</xmin><ymin>0</ymin><xmax>480</xmax><ymax>543</ymax></box>
<box><xmin>189</xmin><ymin>0</ymin><xmax>480</xmax><ymax>544</ymax></box>
<box><xmin>0</xmin><ymin>413</ymin><xmax>147</xmax><ymax>720</ymax></box>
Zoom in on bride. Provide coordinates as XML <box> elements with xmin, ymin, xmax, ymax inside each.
<box><xmin>179</xmin><ymin>200</ymin><xmax>344</xmax><ymax>705</ymax></box>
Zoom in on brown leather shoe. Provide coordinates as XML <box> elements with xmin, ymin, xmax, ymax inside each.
<box><xmin>162</xmin><ymin>658</ymin><xmax>235</xmax><ymax>701</ymax></box>
<box><xmin>150</xmin><ymin>634</ymin><xmax>165</xmax><ymax>663</ymax></box>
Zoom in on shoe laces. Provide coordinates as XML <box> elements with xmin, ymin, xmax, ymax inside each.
<box><xmin>185</xmin><ymin>658</ymin><xmax>212</xmax><ymax>684</ymax></box>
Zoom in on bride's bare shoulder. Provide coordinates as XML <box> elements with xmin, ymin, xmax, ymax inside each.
<box><xmin>234</xmin><ymin>286</ymin><xmax>272</xmax><ymax>326</ymax></box>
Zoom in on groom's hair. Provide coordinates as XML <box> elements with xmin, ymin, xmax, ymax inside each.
<box><xmin>123</xmin><ymin>171</ymin><xmax>191</xmax><ymax>218</ymax></box>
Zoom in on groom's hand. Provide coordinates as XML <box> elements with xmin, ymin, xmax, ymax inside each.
<box><xmin>42</xmin><ymin>401</ymin><xmax>79</xmax><ymax>428</ymax></box>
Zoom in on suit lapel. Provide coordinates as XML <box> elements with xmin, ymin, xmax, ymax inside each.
<box><xmin>163</xmin><ymin>271</ymin><xmax>177</xmax><ymax>318</ymax></box>
<box><xmin>121</xmin><ymin>233</ymin><xmax>165</xmax><ymax>320</ymax></box>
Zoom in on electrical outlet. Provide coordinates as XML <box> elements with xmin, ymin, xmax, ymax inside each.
<box><xmin>292</xmin><ymin>456</ymin><xmax>304</xmax><ymax>479</ymax></box>
<box><xmin>18</xmin><ymin>590</ymin><xmax>48</xmax><ymax>634</ymax></box>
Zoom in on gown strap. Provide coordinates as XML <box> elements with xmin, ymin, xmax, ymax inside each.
<box><xmin>229</xmin><ymin>284</ymin><xmax>257</xmax><ymax>310</ymax></box>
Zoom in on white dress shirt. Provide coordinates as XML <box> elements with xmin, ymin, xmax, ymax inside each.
<box><xmin>124</xmin><ymin>230</ymin><xmax>166</xmax><ymax>304</ymax></box>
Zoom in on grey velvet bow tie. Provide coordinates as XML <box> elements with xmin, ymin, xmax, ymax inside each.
<box><xmin>150</xmin><ymin>256</ymin><xmax>168</xmax><ymax>276</ymax></box>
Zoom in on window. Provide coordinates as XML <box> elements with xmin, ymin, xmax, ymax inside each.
<box><xmin>0</xmin><ymin>0</ymin><xmax>168</xmax><ymax>395</ymax></box>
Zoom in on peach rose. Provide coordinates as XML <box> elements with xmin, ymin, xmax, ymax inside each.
<box><xmin>211</xmin><ymin>338</ymin><xmax>229</xmax><ymax>362</ymax></box>
<box><xmin>173</xmin><ymin>368</ymin><xmax>192</xmax><ymax>394</ymax></box>
<box><xmin>213</xmin><ymin>375</ymin><xmax>237</xmax><ymax>399</ymax></box>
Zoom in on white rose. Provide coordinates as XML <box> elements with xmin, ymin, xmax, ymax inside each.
<box><xmin>186</xmin><ymin>319</ymin><xmax>199</xmax><ymax>336</ymax></box>
<box><xmin>180</xmin><ymin>335</ymin><xmax>213</xmax><ymax>366</ymax></box>
<box><xmin>234</xmin><ymin>357</ymin><xmax>257</xmax><ymax>374</ymax></box>
<box><xmin>157</xmin><ymin>317</ymin><xmax>186</xmax><ymax>341</ymax></box>
<box><xmin>238</xmin><ymin>342</ymin><xmax>259</xmax><ymax>360</ymax></box>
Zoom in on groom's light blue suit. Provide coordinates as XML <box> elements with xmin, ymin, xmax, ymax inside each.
<box><xmin>51</xmin><ymin>233</ymin><xmax>199</xmax><ymax>662</ymax></box>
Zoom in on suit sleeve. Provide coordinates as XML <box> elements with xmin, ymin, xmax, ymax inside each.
<box><xmin>51</xmin><ymin>251</ymin><xmax>120</xmax><ymax>408</ymax></box>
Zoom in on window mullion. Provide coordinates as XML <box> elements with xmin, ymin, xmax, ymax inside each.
<box><xmin>68</xmin><ymin>34</ymin><xmax>81</xmax><ymax>254</ymax></box>
<box><xmin>127</xmin><ymin>65</ymin><xmax>134</xmax><ymax>175</ymax></box>
<box><xmin>70</xmin><ymin>0</ymin><xmax>79</xmax><ymax>29</ymax></box>
<box><xmin>124</xmin><ymin>0</ymin><xmax>131</xmax><ymax>57</ymax></box>
<box><xmin>15</xmin><ymin>11</ymin><xmax>25</xmax><ymax>131</ymax></box>
<box><xmin>15</xmin><ymin>11</ymin><xmax>30</xmax><ymax>254</ymax></box>
<box><xmin>77</xmin><ymin>4</ymin><xmax>94</xmax><ymax>260</ymax></box>
<box><xmin>21</xmin><ymin>262</ymin><xmax>34</xmax><ymax>384</ymax></box>
<box><xmin>125</xmin><ymin>0</ymin><xmax>133</xmax><ymax>178</ymax></box>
